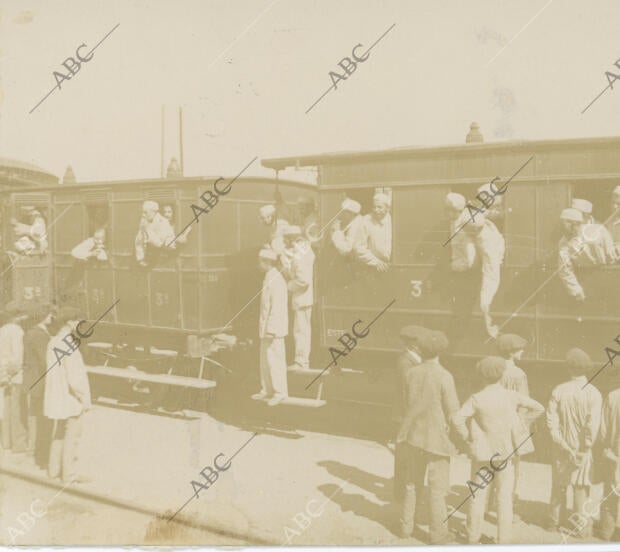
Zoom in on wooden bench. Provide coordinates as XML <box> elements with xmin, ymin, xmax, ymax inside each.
<box><xmin>86</xmin><ymin>365</ymin><xmax>216</xmax><ymax>390</ymax></box>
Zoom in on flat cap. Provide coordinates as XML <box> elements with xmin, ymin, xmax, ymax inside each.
<box><xmin>477</xmin><ymin>355</ymin><xmax>506</xmax><ymax>382</ymax></box>
<box><xmin>142</xmin><ymin>200</ymin><xmax>159</xmax><ymax>211</ymax></box>
<box><xmin>572</xmin><ymin>198</ymin><xmax>593</xmax><ymax>214</ymax></box>
<box><xmin>566</xmin><ymin>347</ymin><xmax>591</xmax><ymax>372</ymax></box>
<box><xmin>560</xmin><ymin>208</ymin><xmax>583</xmax><ymax>223</ymax></box>
<box><xmin>258</xmin><ymin>248</ymin><xmax>278</xmax><ymax>261</ymax></box>
<box><xmin>417</xmin><ymin>330</ymin><xmax>449</xmax><ymax>358</ymax></box>
<box><xmin>341</xmin><ymin>198</ymin><xmax>361</xmax><ymax>214</ymax></box>
<box><xmin>496</xmin><ymin>333</ymin><xmax>528</xmax><ymax>353</ymax></box>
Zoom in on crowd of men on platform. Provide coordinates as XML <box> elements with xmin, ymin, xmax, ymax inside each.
<box><xmin>0</xmin><ymin>302</ymin><xmax>92</xmax><ymax>485</ymax></box>
<box><xmin>393</xmin><ymin>326</ymin><xmax>620</xmax><ymax>544</ymax></box>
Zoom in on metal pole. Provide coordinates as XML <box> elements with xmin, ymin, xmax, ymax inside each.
<box><xmin>179</xmin><ymin>106</ymin><xmax>184</xmax><ymax>175</ymax></box>
<box><xmin>160</xmin><ymin>105</ymin><xmax>165</xmax><ymax>178</ymax></box>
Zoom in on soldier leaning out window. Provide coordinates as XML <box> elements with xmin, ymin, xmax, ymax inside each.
<box><xmin>354</xmin><ymin>193</ymin><xmax>392</xmax><ymax>273</ymax></box>
<box><xmin>11</xmin><ymin>207</ymin><xmax>48</xmax><ymax>257</ymax></box>
<box><xmin>135</xmin><ymin>200</ymin><xmax>176</xmax><ymax>267</ymax></box>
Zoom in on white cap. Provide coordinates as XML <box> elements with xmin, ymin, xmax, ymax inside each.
<box><xmin>143</xmin><ymin>200</ymin><xmax>159</xmax><ymax>211</ymax></box>
<box><xmin>445</xmin><ymin>192</ymin><xmax>466</xmax><ymax>210</ymax></box>
<box><xmin>259</xmin><ymin>204</ymin><xmax>276</xmax><ymax>217</ymax></box>
<box><xmin>341</xmin><ymin>198</ymin><xmax>361</xmax><ymax>214</ymax></box>
<box><xmin>571</xmin><ymin>198</ymin><xmax>593</xmax><ymax>214</ymax></box>
<box><xmin>560</xmin><ymin>208</ymin><xmax>583</xmax><ymax>223</ymax></box>
<box><xmin>258</xmin><ymin>248</ymin><xmax>278</xmax><ymax>261</ymax></box>
<box><xmin>373</xmin><ymin>192</ymin><xmax>391</xmax><ymax>207</ymax></box>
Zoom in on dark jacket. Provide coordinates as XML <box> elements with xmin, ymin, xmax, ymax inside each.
<box><xmin>23</xmin><ymin>325</ymin><xmax>50</xmax><ymax>397</ymax></box>
<box><xmin>396</xmin><ymin>358</ymin><xmax>460</xmax><ymax>457</ymax></box>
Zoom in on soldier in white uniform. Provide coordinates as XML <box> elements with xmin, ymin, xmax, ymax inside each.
<box><xmin>282</xmin><ymin>226</ymin><xmax>315</xmax><ymax>371</ymax></box>
<box><xmin>252</xmin><ymin>248</ymin><xmax>289</xmax><ymax>406</ymax></box>
<box><xmin>467</xmin><ymin>215</ymin><xmax>505</xmax><ymax>338</ymax></box>
<box><xmin>571</xmin><ymin>198</ymin><xmax>617</xmax><ymax>265</ymax></box>
<box><xmin>558</xmin><ymin>208</ymin><xmax>591</xmax><ymax>301</ymax></box>
<box><xmin>135</xmin><ymin>200</ymin><xmax>176</xmax><ymax>266</ymax></box>
<box><xmin>330</xmin><ymin>198</ymin><xmax>364</xmax><ymax>256</ymax></box>
<box><xmin>357</xmin><ymin>193</ymin><xmax>392</xmax><ymax>272</ymax></box>
<box><xmin>609</xmin><ymin>186</ymin><xmax>620</xmax><ymax>257</ymax></box>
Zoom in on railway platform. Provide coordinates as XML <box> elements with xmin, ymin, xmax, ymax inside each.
<box><xmin>0</xmin><ymin>402</ymin><xmax>611</xmax><ymax>545</ymax></box>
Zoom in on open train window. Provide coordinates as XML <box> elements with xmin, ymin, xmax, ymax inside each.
<box><xmin>67</xmin><ymin>203</ymin><xmax>110</xmax><ymax>262</ymax></box>
<box><xmin>570</xmin><ymin>181</ymin><xmax>619</xmax><ymax>267</ymax></box>
<box><xmin>10</xmin><ymin>204</ymin><xmax>49</xmax><ymax>257</ymax></box>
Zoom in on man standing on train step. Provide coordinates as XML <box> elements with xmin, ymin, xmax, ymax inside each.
<box><xmin>282</xmin><ymin>226</ymin><xmax>315</xmax><ymax>371</ymax></box>
<box><xmin>330</xmin><ymin>198</ymin><xmax>364</xmax><ymax>256</ymax></box>
<box><xmin>356</xmin><ymin>193</ymin><xmax>392</xmax><ymax>272</ymax></box>
<box><xmin>252</xmin><ymin>248</ymin><xmax>289</xmax><ymax>406</ymax></box>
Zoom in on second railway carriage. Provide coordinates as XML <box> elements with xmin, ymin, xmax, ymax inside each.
<box><xmin>263</xmin><ymin>133</ymin><xmax>620</xmax><ymax>411</ymax></box>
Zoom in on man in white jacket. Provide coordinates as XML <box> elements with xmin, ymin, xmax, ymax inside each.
<box><xmin>282</xmin><ymin>226</ymin><xmax>315</xmax><ymax>371</ymax></box>
<box><xmin>252</xmin><ymin>248</ymin><xmax>289</xmax><ymax>406</ymax></box>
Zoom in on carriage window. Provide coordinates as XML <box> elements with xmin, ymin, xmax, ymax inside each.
<box><xmin>69</xmin><ymin>204</ymin><xmax>110</xmax><ymax>262</ymax></box>
<box><xmin>569</xmin><ymin>182</ymin><xmax>619</xmax><ymax>267</ymax></box>
<box><xmin>351</xmin><ymin>187</ymin><xmax>393</xmax><ymax>270</ymax></box>
<box><xmin>10</xmin><ymin>205</ymin><xmax>48</xmax><ymax>256</ymax></box>
<box><xmin>135</xmin><ymin>201</ymin><xmax>180</xmax><ymax>267</ymax></box>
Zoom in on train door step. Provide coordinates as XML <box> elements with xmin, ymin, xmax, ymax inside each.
<box><xmin>256</xmin><ymin>396</ymin><xmax>326</xmax><ymax>408</ymax></box>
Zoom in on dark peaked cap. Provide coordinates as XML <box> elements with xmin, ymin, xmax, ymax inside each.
<box><xmin>496</xmin><ymin>333</ymin><xmax>528</xmax><ymax>353</ymax></box>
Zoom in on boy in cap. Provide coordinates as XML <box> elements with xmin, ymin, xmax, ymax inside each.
<box><xmin>453</xmin><ymin>356</ymin><xmax>543</xmax><ymax>544</ymax></box>
<box><xmin>356</xmin><ymin>193</ymin><xmax>392</xmax><ymax>272</ymax></box>
<box><xmin>282</xmin><ymin>226</ymin><xmax>315</xmax><ymax>371</ymax></box>
<box><xmin>0</xmin><ymin>301</ymin><xmax>29</xmax><ymax>452</ymax></box>
<box><xmin>330</xmin><ymin>198</ymin><xmax>364</xmax><ymax>257</ymax></box>
<box><xmin>45</xmin><ymin>306</ymin><xmax>92</xmax><ymax>483</ymax></box>
<box><xmin>546</xmin><ymin>348</ymin><xmax>602</xmax><ymax>536</ymax></box>
<box><xmin>396</xmin><ymin>328</ymin><xmax>458</xmax><ymax>543</ymax></box>
<box><xmin>497</xmin><ymin>333</ymin><xmax>532</xmax><ymax>509</ymax></box>
<box><xmin>252</xmin><ymin>248</ymin><xmax>289</xmax><ymax>406</ymax></box>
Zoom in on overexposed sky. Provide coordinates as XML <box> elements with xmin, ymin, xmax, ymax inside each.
<box><xmin>1</xmin><ymin>0</ymin><xmax>619</xmax><ymax>183</ymax></box>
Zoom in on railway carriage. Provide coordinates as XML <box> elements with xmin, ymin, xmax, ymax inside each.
<box><xmin>263</xmin><ymin>134</ymin><xmax>620</xmax><ymax>409</ymax></box>
<box><xmin>0</xmin><ymin>168</ymin><xmax>316</xmax><ymax>405</ymax></box>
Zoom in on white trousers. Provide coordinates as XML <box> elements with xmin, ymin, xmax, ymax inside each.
<box><xmin>293</xmin><ymin>306</ymin><xmax>312</xmax><ymax>369</ymax></box>
<box><xmin>259</xmin><ymin>337</ymin><xmax>288</xmax><ymax>398</ymax></box>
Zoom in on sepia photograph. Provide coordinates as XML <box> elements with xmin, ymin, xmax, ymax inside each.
<box><xmin>1</xmin><ymin>0</ymin><xmax>620</xmax><ymax>547</ymax></box>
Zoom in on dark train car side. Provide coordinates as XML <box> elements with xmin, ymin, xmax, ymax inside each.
<box><xmin>263</xmin><ymin>135</ymin><xmax>620</xmax><ymax>410</ymax></box>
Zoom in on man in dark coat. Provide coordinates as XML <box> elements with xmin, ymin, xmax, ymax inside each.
<box><xmin>396</xmin><ymin>328</ymin><xmax>459</xmax><ymax>543</ymax></box>
<box><xmin>22</xmin><ymin>303</ymin><xmax>54</xmax><ymax>468</ymax></box>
